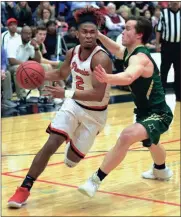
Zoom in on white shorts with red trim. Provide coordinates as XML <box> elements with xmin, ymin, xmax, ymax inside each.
<box><xmin>47</xmin><ymin>98</ymin><xmax>107</xmax><ymax>157</ymax></box>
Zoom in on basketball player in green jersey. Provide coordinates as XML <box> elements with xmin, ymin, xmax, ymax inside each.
<box><xmin>78</xmin><ymin>16</ymin><xmax>174</xmax><ymax>198</ymax></box>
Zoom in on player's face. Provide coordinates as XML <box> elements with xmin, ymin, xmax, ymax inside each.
<box><xmin>77</xmin><ymin>23</ymin><xmax>98</xmax><ymax>49</ymax></box>
<box><xmin>122</xmin><ymin>20</ymin><xmax>142</xmax><ymax>46</ymax></box>
<box><xmin>36</xmin><ymin>30</ymin><xmax>47</xmax><ymax>43</ymax></box>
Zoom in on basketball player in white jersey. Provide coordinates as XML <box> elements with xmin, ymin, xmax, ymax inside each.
<box><xmin>8</xmin><ymin>7</ymin><xmax>112</xmax><ymax>208</ymax></box>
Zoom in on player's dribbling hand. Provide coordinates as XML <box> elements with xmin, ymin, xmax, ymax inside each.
<box><xmin>94</xmin><ymin>64</ymin><xmax>108</xmax><ymax>83</ymax></box>
<box><xmin>43</xmin><ymin>85</ymin><xmax>65</xmax><ymax>98</ymax></box>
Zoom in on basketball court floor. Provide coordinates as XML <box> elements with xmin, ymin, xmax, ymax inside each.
<box><xmin>1</xmin><ymin>86</ymin><xmax>180</xmax><ymax>216</ymax></box>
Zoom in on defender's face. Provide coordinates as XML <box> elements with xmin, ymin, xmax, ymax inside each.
<box><xmin>77</xmin><ymin>23</ymin><xmax>98</xmax><ymax>49</ymax></box>
<box><xmin>122</xmin><ymin>20</ymin><xmax>142</xmax><ymax>46</ymax></box>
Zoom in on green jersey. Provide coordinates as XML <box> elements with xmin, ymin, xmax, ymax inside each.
<box><xmin>123</xmin><ymin>46</ymin><xmax>165</xmax><ymax>111</ymax></box>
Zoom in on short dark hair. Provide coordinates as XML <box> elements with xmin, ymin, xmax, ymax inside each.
<box><xmin>36</xmin><ymin>25</ymin><xmax>47</xmax><ymax>34</ymax></box>
<box><xmin>46</xmin><ymin>20</ymin><xmax>56</xmax><ymax>28</ymax></box>
<box><xmin>127</xmin><ymin>16</ymin><xmax>153</xmax><ymax>44</ymax></box>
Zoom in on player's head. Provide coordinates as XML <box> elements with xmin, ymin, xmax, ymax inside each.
<box><xmin>35</xmin><ymin>25</ymin><xmax>47</xmax><ymax>44</ymax></box>
<box><xmin>21</xmin><ymin>26</ymin><xmax>32</xmax><ymax>44</ymax></box>
<box><xmin>74</xmin><ymin>7</ymin><xmax>104</xmax><ymax>49</ymax></box>
<box><xmin>122</xmin><ymin>16</ymin><xmax>152</xmax><ymax>46</ymax></box>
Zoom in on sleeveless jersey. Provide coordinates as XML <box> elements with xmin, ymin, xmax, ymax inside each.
<box><xmin>123</xmin><ymin>46</ymin><xmax>165</xmax><ymax>111</ymax></box>
<box><xmin>70</xmin><ymin>45</ymin><xmax>110</xmax><ymax>108</ymax></box>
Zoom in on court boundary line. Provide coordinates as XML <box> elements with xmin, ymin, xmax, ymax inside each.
<box><xmin>2</xmin><ymin>173</ymin><xmax>181</xmax><ymax>207</ymax></box>
<box><xmin>2</xmin><ymin>138</ymin><xmax>180</xmax><ymax>208</ymax></box>
<box><xmin>2</xmin><ymin>149</ymin><xmax>180</xmax><ymax>157</ymax></box>
<box><xmin>2</xmin><ymin>138</ymin><xmax>180</xmax><ymax>175</ymax></box>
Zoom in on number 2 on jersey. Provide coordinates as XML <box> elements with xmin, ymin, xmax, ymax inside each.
<box><xmin>76</xmin><ymin>75</ymin><xmax>84</xmax><ymax>90</ymax></box>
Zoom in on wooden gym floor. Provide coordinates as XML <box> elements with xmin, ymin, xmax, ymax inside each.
<box><xmin>1</xmin><ymin>88</ymin><xmax>180</xmax><ymax>216</ymax></box>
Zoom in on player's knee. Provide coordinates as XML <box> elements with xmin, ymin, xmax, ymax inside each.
<box><xmin>64</xmin><ymin>157</ymin><xmax>79</xmax><ymax>168</ymax></box>
<box><xmin>120</xmin><ymin>130</ymin><xmax>133</xmax><ymax>145</ymax></box>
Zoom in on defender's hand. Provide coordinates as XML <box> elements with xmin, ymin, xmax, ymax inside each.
<box><xmin>94</xmin><ymin>64</ymin><xmax>108</xmax><ymax>83</ymax></box>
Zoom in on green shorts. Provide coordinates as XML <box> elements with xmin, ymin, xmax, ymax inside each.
<box><xmin>135</xmin><ymin>103</ymin><xmax>173</xmax><ymax>147</ymax></box>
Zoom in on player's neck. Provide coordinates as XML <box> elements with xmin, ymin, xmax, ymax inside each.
<box><xmin>127</xmin><ymin>42</ymin><xmax>144</xmax><ymax>55</ymax></box>
<box><xmin>80</xmin><ymin>45</ymin><xmax>97</xmax><ymax>61</ymax></box>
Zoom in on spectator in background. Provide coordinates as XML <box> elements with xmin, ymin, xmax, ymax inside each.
<box><xmin>70</xmin><ymin>2</ymin><xmax>99</xmax><ymax>12</ymax></box>
<box><xmin>158</xmin><ymin>1</ymin><xmax>169</xmax><ymax>9</ymax></box>
<box><xmin>143</xmin><ymin>9</ymin><xmax>152</xmax><ymax>21</ymax></box>
<box><xmin>35</xmin><ymin>2</ymin><xmax>55</xmax><ymax>23</ymax></box>
<box><xmin>28</xmin><ymin>1</ymin><xmax>40</xmax><ymax>14</ymax></box>
<box><xmin>151</xmin><ymin>6</ymin><xmax>161</xmax><ymax>29</ymax></box>
<box><xmin>7</xmin><ymin>26</ymin><xmax>41</xmax><ymax>105</ymax></box>
<box><xmin>143</xmin><ymin>9</ymin><xmax>157</xmax><ymax>51</ymax></box>
<box><xmin>105</xmin><ymin>3</ymin><xmax>125</xmax><ymax>41</ymax></box>
<box><xmin>117</xmin><ymin>5</ymin><xmax>131</xmax><ymax>21</ymax></box>
<box><xmin>129</xmin><ymin>2</ymin><xmax>140</xmax><ymax>16</ymax></box>
<box><xmin>16</xmin><ymin>2</ymin><xmax>33</xmax><ymax>27</ymax></box>
<box><xmin>97</xmin><ymin>2</ymin><xmax>108</xmax><ymax>15</ymax></box>
<box><xmin>4</xmin><ymin>2</ymin><xmax>18</xmax><ymax>20</ymax></box>
<box><xmin>32</xmin><ymin>25</ymin><xmax>57</xmax><ymax>104</ymax></box>
<box><xmin>1</xmin><ymin>18</ymin><xmax>21</xmax><ymax>51</ymax></box>
<box><xmin>61</xmin><ymin>24</ymin><xmax>79</xmax><ymax>55</ymax></box>
<box><xmin>1</xmin><ymin>2</ymin><xmax>8</xmax><ymax>28</ymax></box>
<box><xmin>135</xmin><ymin>2</ymin><xmax>149</xmax><ymax>16</ymax></box>
<box><xmin>44</xmin><ymin>20</ymin><xmax>57</xmax><ymax>60</ymax></box>
<box><xmin>36</xmin><ymin>8</ymin><xmax>53</xmax><ymax>26</ymax></box>
<box><xmin>34</xmin><ymin>25</ymin><xmax>60</xmax><ymax>68</ymax></box>
<box><xmin>1</xmin><ymin>46</ymin><xmax>17</xmax><ymax>108</ymax></box>
<box><xmin>56</xmin><ymin>16</ymin><xmax>69</xmax><ymax>34</ymax></box>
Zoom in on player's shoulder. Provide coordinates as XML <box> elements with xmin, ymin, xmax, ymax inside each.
<box><xmin>130</xmin><ymin>53</ymin><xmax>153</xmax><ymax>67</ymax></box>
<box><xmin>92</xmin><ymin>49</ymin><xmax>112</xmax><ymax>68</ymax></box>
<box><xmin>66</xmin><ymin>44</ymin><xmax>79</xmax><ymax>56</ymax></box>
<box><xmin>93</xmin><ymin>50</ymin><xmax>111</xmax><ymax>65</ymax></box>
<box><xmin>93</xmin><ymin>47</ymin><xmax>110</xmax><ymax>60</ymax></box>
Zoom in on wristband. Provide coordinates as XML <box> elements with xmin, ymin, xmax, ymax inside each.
<box><xmin>64</xmin><ymin>89</ymin><xmax>75</xmax><ymax>98</ymax></box>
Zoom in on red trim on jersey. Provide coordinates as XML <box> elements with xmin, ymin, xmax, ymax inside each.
<box><xmin>75</xmin><ymin>101</ymin><xmax>108</xmax><ymax>111</ymax></box>
<box><xmin>78</xmin><ymin>45</ymin><xmax>98</xmax><ymax>61</ymax></box>
<box><xmin>47</xmin><ymin>124</ymin><xmax>70</xmax><ymax>143</ymax></box>
<box><xmin>70</xmin><ymin>140</ymin><xmax>85</xmax><ymax>158</ymax></box>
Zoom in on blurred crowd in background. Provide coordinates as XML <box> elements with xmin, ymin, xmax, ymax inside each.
<box><xmin>0</xmin><ymin>1</ymin><xmax>175</xmax><ymax>109</ymax></box>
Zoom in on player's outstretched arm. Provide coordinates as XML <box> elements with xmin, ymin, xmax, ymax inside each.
<box><xmin>98</xmin><ymin>31</ymin><xmax>125</xmax><ymax>60</ymax></box>
<box><xmin>44</xmin><ymin>48</ymin><xmax>73</xmax><ymax>81</ymax></box>
<box><xmin>95</xmin><ymin>53</ymin><xmax>151</xmax><ymax>86</ymax></box>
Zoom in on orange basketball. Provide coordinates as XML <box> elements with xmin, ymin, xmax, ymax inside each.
<box><xmin>16</xmin><ymin>61</ymin><xmax>45</xmax><ymax>90</ymax></box>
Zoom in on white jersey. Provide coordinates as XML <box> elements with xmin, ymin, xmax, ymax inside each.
<box><xmin>70</xmin><ymin>45</ymin><xmax>110</xmax><ymax>109</ymax></box>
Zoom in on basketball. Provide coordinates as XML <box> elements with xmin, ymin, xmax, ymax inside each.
<box><xmin>16</xmin><ymin>61</ymin><xmax>45</xmax><ymax>90</ymax></box>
